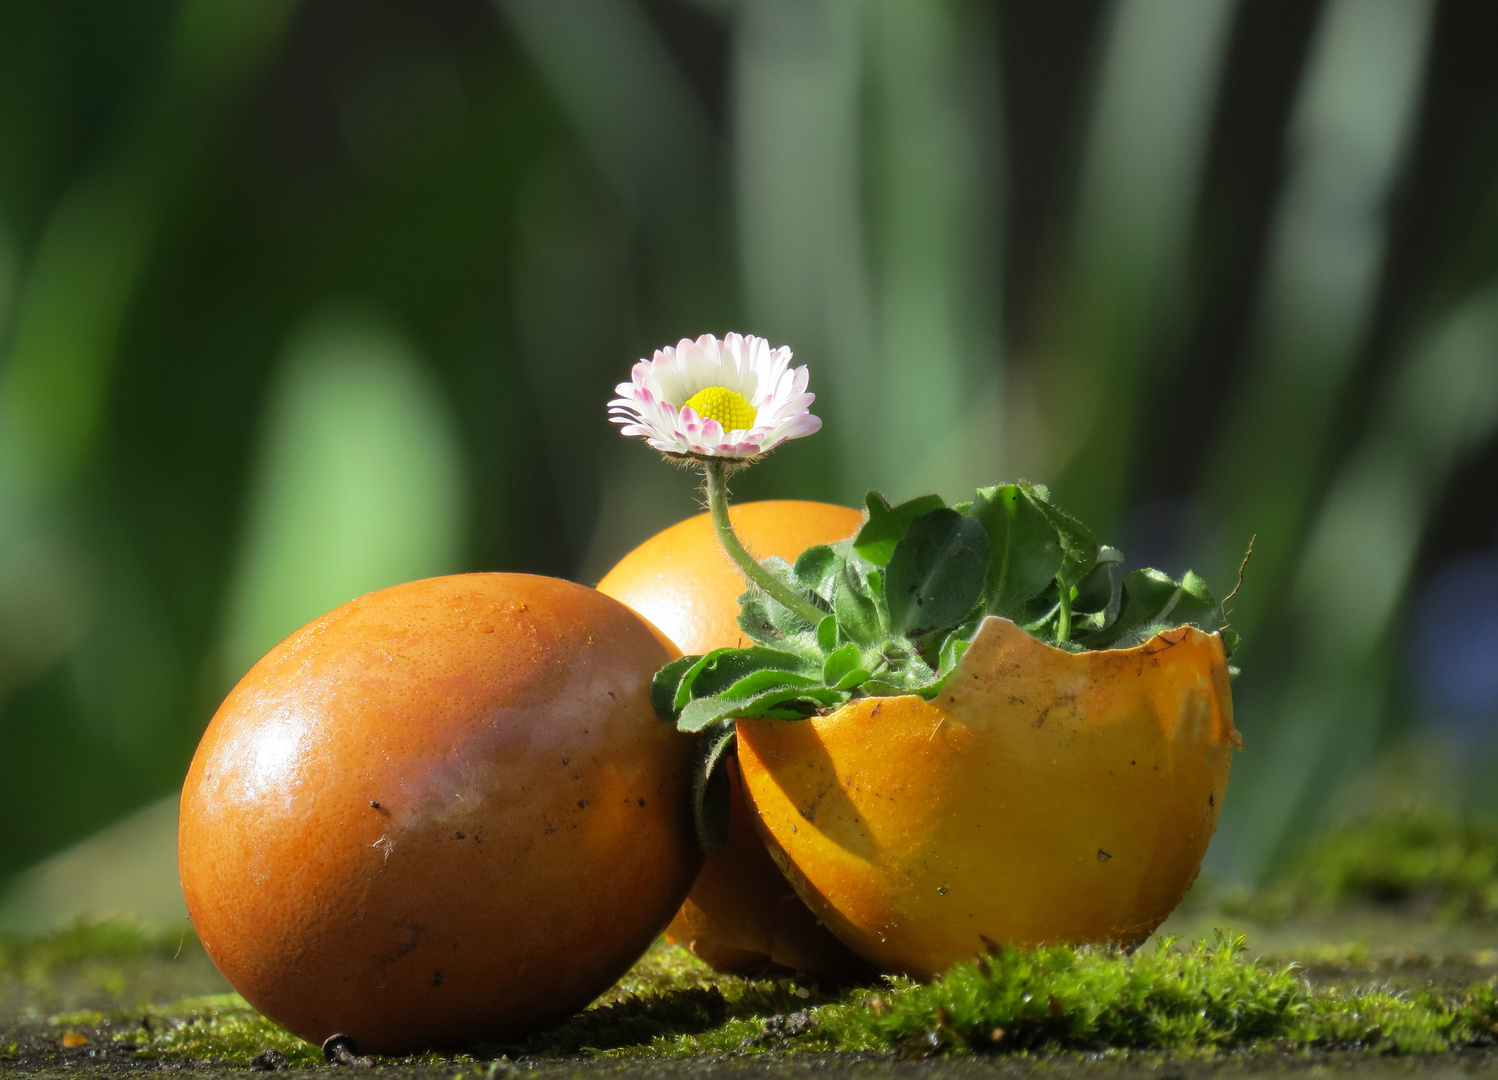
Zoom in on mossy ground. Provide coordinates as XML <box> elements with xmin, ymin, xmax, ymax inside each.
<box><xmin>5</xmin><ymin>812</ymin><xmax>1498</xmax><ymax>1075</ymax></box>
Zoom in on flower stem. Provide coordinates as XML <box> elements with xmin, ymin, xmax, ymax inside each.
<box><xmin>702</xmin><ymin>459</ymin><xmax>827</xmax><ymax>626</ymax></box>
<box><xmin>1057</xmin><ymin>584</ymin><xmax>1073</xmax><ymax>644</ymax></box>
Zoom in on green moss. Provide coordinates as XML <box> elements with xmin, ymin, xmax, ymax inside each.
<box><xmin>815</xmin><ymin>934</ymin><xmax>1498</xmax><ymax>1056</ymax></box>
<box><xmin>122</xmin><ymin>993</ymin><xmax>323</xmax><ymax>1068</ymax></box>
<box><xmin>17</xmin><ymin>925</ymin><xmax>1498</xmax><ymax>1066</ymax></box>
<box><xmin>490</xmin><ymin>940</ymin><xmax>847</xmax><ymax>1058</ymax></box>
<box><xmin>1296</xmin><ymin>807</ymin><xmax>1498</xmax><ymax>917</ymax></box>
<box><xmin>1217</xmin><ymin>807</ymin><xmax>1498</xmax><ymax>926</ymax></box>
<box><xmin>0</xmin><ymin>920</ymin><xmax>189</xmax><ymax>974</ymax></box>
<box><xmin>482</xmin><ymin>935</ymin><xmax>1498</xmax><ymax>1060</ymax></box>
<box><xmin>0</xmin><ymin>919</ymin><xmax>222</xmax><ymax>1018</ymax></box>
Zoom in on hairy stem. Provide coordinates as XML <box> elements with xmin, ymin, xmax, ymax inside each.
<box><xmin>1056</xmin><ymin>583</ymin><xmax>1073</xmax><ymax>644</ymax></box>
<box><xmin>702</xmin><ymin>459</ymin><xmax>826</xmax><ymax>626</ymax></box>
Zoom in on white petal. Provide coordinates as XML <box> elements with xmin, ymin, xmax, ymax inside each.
<box><xmin>608</xmin><ymin>333</ymin><xmax>820</xmax><ymax>459</ymax></box>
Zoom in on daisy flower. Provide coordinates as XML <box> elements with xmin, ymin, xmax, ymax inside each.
<box><xmin>608</xmin><ymin>333</ymin><xmax>821</xmax><ymax>459</ymax></box>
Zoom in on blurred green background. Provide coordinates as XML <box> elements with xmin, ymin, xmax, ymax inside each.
<box><xmin>1</xmin><ymin>0</ymin><xmax>1496</xmax><ymax>928</ymax></box>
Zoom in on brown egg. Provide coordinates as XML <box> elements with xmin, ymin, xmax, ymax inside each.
<box><xmin>179</xmin><ymin>574</ymin><xmax>698</xmax><ymax>1054</ymax></box>
<box><xmin>598</xmin><ymin>501</ymin><xmax>871</xmax><ymax>978</ymax></box>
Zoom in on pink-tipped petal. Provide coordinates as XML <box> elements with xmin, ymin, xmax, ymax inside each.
<box><xmin>608</xmin><ymin>333</ymin><xmax>821</xmax><ymax>460</ymax></box>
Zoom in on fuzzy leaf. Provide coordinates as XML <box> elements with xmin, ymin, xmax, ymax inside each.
<box><xmin>1171</xmin><ymin>570</ymin><xmax>1217</xmax><ymax>626</ymax></box>
<box><xmin>677</xmin><ymin>682</ymin><xmax>842</xmax><ymax>732</ymax></box>
<box><xmin>672</xmin><ymin>646</ymin><xmax>815</xmax><ymax>713</ymax></box>
<box><xmin>651</xmin><ymin>655</ymin><xmax>700</xmax><ymax>722</ymax></box>
<box><xmin>969</xmin><ymin>484</ymin><xmax>1063</xmax><ymax>617</ymax></box>
<box><xmin>735</xmin><ymin>594</ymin><xmax>825</xmax><ymax>663</ymax></box>
<box><xmin>885</xmin><ymin>509</ymin><xmax>991</xmax><ymax>638</ymax></box>
<box><xmin>834</xmin><ymin>562</ymin><xmax>884</xmax><ymax>645</ymax></box>
<box><xmin>757</xmin><ymin>556</ymin><xmax>825</xmax><ymax>637</ymax></box>
<box><xmin>854</xmin><ymin>492</ymin><xmax>947</xmax><ymax>567</ymax></box>
<box><xmin>937</xmin><ymin>621</ymin><xmax>979</xmax><ymax>677</ymax></box>
<box><xmin>769</xmin><ymin>598</ymin><xmax>817</xmax><ymax>639</ymax></box>
<box><xmin>794</xmin><ymin>544</ymin><xmax>844</xmax><ymax>602</ymax></box>
<box><xmin>720</xmin><ymin>667</ymin><xmax>821</xmax><ymax>700</ymax></box>
<box><xmin>821</xmin><ymin>642</ymin><xmax>871</xmax><ymax>691</ymax></box>
<box><xmin>816</xmin><ymin>614</ymin><xmax>838</xmax><ymax>652</ymax></box>
<box><xmin>1071</xmin><ymin>545</ymin><xmax>1126</xmax><ymax>642</ymax></box>
<box><xmin>736</xmin><ymin>594</ymin><xmax>779</xmax><ymax>645</ymax></box>
<box><xmin>691</xmin><ymin>721</ymin><xmax>737</xmax><ymax>854</ymax></box>
<box><xmin>832</xmin><ymin>666</ymin><xmax>872</xmax><ymax>692</ymax></box>
<box><xmin>1020</xmin><ymin>481</ymin><xmax>1098</xmax><ymax>587</ymax></box>
<box><xmin>1098</xmin><ymin>569</ymin><xmax>1182</xmax><ymax>646</ymax></box>
<box><xmin>1073</xmin><ymin>546</ymin><xmax>1124</xmax><ymax>614</ymax></box>
<box><xmin>658</xmin><ymin>481</ymin><xmax>1237</xmax><ymax>744</ymax></box>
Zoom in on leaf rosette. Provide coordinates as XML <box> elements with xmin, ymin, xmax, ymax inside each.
<box><xmin>652</xmin><ymin>481</ymin><xmax>1237</xmax><ymax>852</ymax></box>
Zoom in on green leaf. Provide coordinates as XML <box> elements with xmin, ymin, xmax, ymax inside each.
<box><xmin>968</xmin><ymin>484</ymin><xmax>1063</xmax><ymax>618</ymax></box>
<box><xmin>832</xmin><ymin>666</ymin><xmax>872</xmax><ymax>692</ymax></box>
<box><xmin>657</xmin><ymin>480</ymin><xmax>1238</xmax><ymax>744</ymax></box>
<box><xmin>770</xmin><ymin>600</ymin><xmax>819</xmax><ymax>639</ymax></box>
<box><xmin>885</xmin><ymin>509</ymin><xmax>991</xmax><ymax>637</ymax></box>
<box><xmin>937</xmin><ymin>621</ymin><xmax>979</xmax><ymax>677</ymax></box>
<box><xmin>894</xmin><ymin>661</ymin><xmax>948</xmax><ymax>699</ymax></box>
<box><xmin>856</xmin><ymin>642</ymin><xmax>950</xmax><ymax>698</ymax></box>
<box><xmin>1017</xmin><ymin>582</ymin><xmax>1060</xmax><ymax>635</ymax></box>
<box><xmin>736</xmin><ymin>593</ymin><xmax>778</xmax><ymax>645</ymax></box>
<box><xmin>733</xmin><ymin>556</ymin><xmax>828</xmax><ymax>646</ymax></box>
<box><xmin>677</xmin><ymin>697</ymin><xmax>744</xmax><ymax>734</ymax></box>
<box><xmin>1073</xmin><ymin>546</ymin><xmax>1125</xmax><ymax>615</ymax></box>
<box><xmin>1071</xmin><ymin>546</ymin><xmax>1126</xmax><ymax>643</ymax></box>
<box><xmin>816</xmin><ymin>614</ymin><xmax>838</xmax><ymax>652</ymax></box>
<box><xmin>672</xmin><ymin>646</ymin><xmax>815</xmax><ymax>712</ymax></box>
<box><xmin>651</xmin><ymin>655</ymin><xmax>700</xmax><ymax>722</ymax></box>
<box><xmin>759</xmin><ymin>556</ymin><xmax>826</xmax><ymax>637</ymax></box>
<box><xmin>1093</xmin><ymin>568</ymin><xmax>1218</xmax><ymax>648</ymax></box>
<box><xmin>736</xmin><ymin>593</ymin><xmax>824</xmax><ymax>664</ymax></box>
<box><xmin>1170</xmin><ymin>570</ymin><xmax>1217</xmax><ymax>626</ymax></box>
<box><xmin>1019</xmin><ymin>482</ymin><xmax>1099</xmax><ymax>587</ymax></box>
<box><xmin>691</xmin><ymin>722</ymin><xmax>737</xmax><ymax>854</ymax></box>
<box><xmin>677</xmin><ymin>683</ymin><xmax>843</xmax><ymax>732</ymax></box>
<box><xmin>821</xmin><ymin>642</ymin><xmax>871</xmax><ymax>691</ymax></box>
<box><xmin>854</xmin><ymin>491</ymin><xmax>947</xmax><ymax>567</ymax></box>
<box><xmin>671</xmin><ymin>648</ymin><xmax>736</xmax><ymax>712</ymax></box>
<box><xmin>721</xmin><ymin>667</ymin><xmax>821</xmax><ymax>700</ymax></box>
<box><xmin>793</xmin><ymin>544</ymin><xmax>843</xmax><ymax>602</ymax></box>
<box><xmin>1098</xmin><ymin>569</ymin><xmax>1182</xmax><ymax>646</ymax></box>
<box><xmin>834</xmin><ymin>561</ymin><xmax>884</xmax><ymax>645</ymax></box>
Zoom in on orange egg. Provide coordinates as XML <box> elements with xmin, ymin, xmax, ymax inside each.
<box><xmin>597</xmin><ymin>501</ymin><xmax>871</xmax><ymax>977</ymax></box>
<box><xmin>179</xmin><ymin>574</ymin><xmax>698</xmax><ymax>1054</ymax></box>
<box><xmin>737</xmin><ymin>617</ymin><xmax>1240</xmax><ymax>979</ymax></box>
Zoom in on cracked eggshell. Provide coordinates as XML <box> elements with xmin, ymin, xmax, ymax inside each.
<box><xmin>598</xmin><ymin>500</ymin><xmax>871</xmax><ymax>978</ymax></box>
<box><xmin>178</xmin><ymin>574</ymin><xmax>697</xmax><ymax>1053</ymax></box>
<box><xmin>735</xmin><ymin>616</ymin><xmax>1240</xmax><ymax>980</ymax></box>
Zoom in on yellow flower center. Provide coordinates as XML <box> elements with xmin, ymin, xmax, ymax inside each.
<box><xmin>682</xmin><ymin>386</ymin><xmax>756</xmax><ymax>432</ymax></box>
